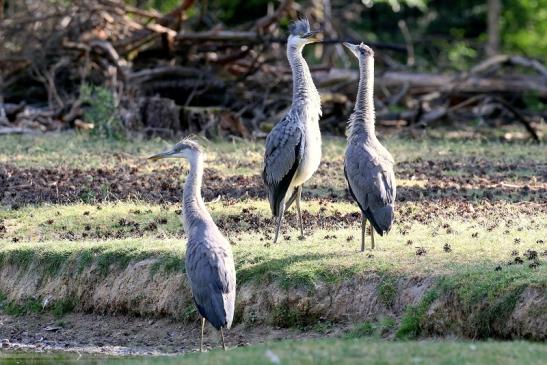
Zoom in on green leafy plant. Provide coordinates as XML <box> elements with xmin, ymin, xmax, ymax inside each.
<box><xmin>80</xmin><ymin>83</ymin><xmax>125</xmax><ymax>140</ymax></box>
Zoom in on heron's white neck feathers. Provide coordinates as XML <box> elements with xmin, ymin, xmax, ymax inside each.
<box><xmin>348</xmin><ymin>56</ymin><xmax>375</xmax><ymax>140</ymax></box>
<box><xmin>182</xmin><ymin>153</ymin><xmax>212</xmax><ymax>230</ymax></box>
<box><xmin>287</xmin><ymin>44</ymin><xmax>322</xmax><ymax>120</ymax></box>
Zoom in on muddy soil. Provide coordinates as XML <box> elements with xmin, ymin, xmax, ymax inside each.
<box><xmin>1</xmin><ymin>158</ymin><xmax>545</xmax><ymax>207</ymax></box>
<box><xmin>0</xmin><ymin>313</ymin><xmax>338</xmax><ymax>355</ymax></box>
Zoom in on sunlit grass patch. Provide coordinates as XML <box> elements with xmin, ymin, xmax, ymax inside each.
<box><xmin>2</xmin><ymin>133</ymin><xmax>545</xmax><ymax>170</ymax></box>
<box><xmin>174</xmin><ymin>338</ymin><xmax>546</xmax><ymax>365</ymax></box>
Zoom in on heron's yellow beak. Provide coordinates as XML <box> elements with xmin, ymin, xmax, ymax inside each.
<box><xmin>147</xmin><ymin>149</ymin><xmax>176</xmax><ymax>161</ymax></box>
<box><xmin>302</xmin><ymin>30</ymin><xmax>321</xmax><ymax>43</ymax></box>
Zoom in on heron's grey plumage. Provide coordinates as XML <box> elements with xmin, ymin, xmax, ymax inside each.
<box><xmin>343</xmin><ymin>43</ymin><xmax>396</xmax><ymax>250</ymax></box>
<box><xmin>262</xmin><ymin>18</ymin><xmax>322</xmax><ymax>243</ymax></box>
<box><xmin>288</xmin><ymin>18</ymin><xmax>311</xmax><ymax>36</ymax></box>
<box><xmin>148</xmin><ymin>138</ymin><xmax>236</xmax><ymax>350</ymax></box>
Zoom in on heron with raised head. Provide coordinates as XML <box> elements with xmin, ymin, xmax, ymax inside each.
<box><xmin>342</xmin><ymin>42</ymin><xmax>396</xmax><ymax>251</ymax></box>
<box><xmin>148</xmin><ymin>139</ymin><xmax>236</xmax><ymax>352</ymax></box>
<box><xmin>262</xmin><ymin>18</ymin><xmax>322</xmax><ymax>243</ymax></box>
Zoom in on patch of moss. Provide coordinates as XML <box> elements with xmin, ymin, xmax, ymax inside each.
<box><xmin>271</xmin><ymin>301</ymin><xmax>320</xmax><ymax>329</ymax></box>
<box><xmin>3</xmin><ymin>298</ymin><xmax>43</xmax><ymax>316</ymax></box>
<box><xmin>163</xmin><ymin>255</ymin><xmax>184</xmax><ymax>273</ymax></box>
<box><xmin>437</xmin><ymin>267</ymin><xmax>534</xmax><ymax>338</ymax></box>
<box><xmin>378</xmin><ymin>277</ymin><xmax>397</xmax><ymax>307</ymax></box>
<box><xmin>95</xmin><ymin>249</ymin><xmax>139</xmax><ymax>276</ymax></box>
<box><xmin>51</xmin><ymin>297</ymin><xmax>77</xmax><ymax>317</ymax></box>
<box><xmin>347</xmin><ymin>318</ymin><xmax>396</xmax><ymax>339</ymax></box>
<box><xmin>77</xmin><ymin>251</ymin><xmax>94</xmax><ymax>274</ymax></box>
<box><xmin>396</xmin><ymin>289</ymin><xmax>439</xmax><ymax>339</ymax></box>
<box><xmin>179</xmin><ymin>305</ymin><xmax>198</xmax><ymax>323</ymax></box>
<box><xmin>347</xmin><ymin>322</ymin><xmax>375</xmax><ymax>338</ymax></box>
<box><xmin>41</xmin><ymin>251</ymin><xmax>70</xmax><ymax>276</ymax></box>
<box><xmin>3</xmin><ymin>248</ymin><xmax>35</xmax><ymax>269</ymax></box>
<box><xmin>150</xmin><ymin>255</ymin><xmax>183</xmax><ymax>277</ymax></box>
<box><xmin>0</xmin><ymin>291</ymin><xmax>7</xmax><ymax>310</ymax></box>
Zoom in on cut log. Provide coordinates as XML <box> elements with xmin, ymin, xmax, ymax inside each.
<box><xmin>318</xmin><ymin>69</ymin><xmax>547</xmax><ymax>97</ymax></box>
<box><xmin>380</xmin><ymin>71</ymin><xmax>547</xmax><ymax>97</ymax></box>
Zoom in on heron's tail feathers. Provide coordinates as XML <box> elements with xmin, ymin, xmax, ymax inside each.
<box><xmin>196</xmin><ymin>290</ymin><xmax>235</xmax><ymax>331</ymax></box>
<box><xmin>365</xmin><ymin>205</ymin><xmax>394</xmax><ymax>236</ymax></box>
<box><xmin>269</xmin><ymin>186</ymin><xmax>297</xmax><ymax>218</ymax></box>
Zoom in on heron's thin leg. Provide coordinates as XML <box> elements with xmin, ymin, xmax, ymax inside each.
<box><xmin>273</xmin><ymin>203</ymin><xmax>285</xmax><ymax>244</ymax></box>
<box><xmin>361</xmin><ymin>216</ymin><xmax>366</xmax><ymax>252</ymax></box>
<box><xmin>295</xmin><ymin>186</ymin><xmax>304</xmax><ymax>238</ymax></box>
<box><xmin>200</xmin><ymin>317</ymin><xmax>205</xmax><ymax>352</ymax></box>
<box><xmin>220</xmin><ymin>328</ymin><xmax>226</xmax><ymax>351</ymax></box>
<box><xmin>371</xmin><ymin>226</ymin><xmax>375</xmax><ymax>250</ymax></box>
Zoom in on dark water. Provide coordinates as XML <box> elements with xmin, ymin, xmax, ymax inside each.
<box><xmin>0</xmin><ymin>354</ymin><xmax>182</xmax><ymax>365</ymax></box>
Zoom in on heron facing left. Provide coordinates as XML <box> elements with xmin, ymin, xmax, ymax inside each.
<box><xmin>148</xmin><ymin>139</ymin><xmax>236</xmax><ymax>352</ymax></box>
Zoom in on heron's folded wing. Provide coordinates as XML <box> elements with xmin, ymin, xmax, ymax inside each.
<box><xmin>262</xmin><ymin>114</ymin><xmax>303</xmax><ymax>185</ymax></box>
<box><xmin>186</xmin><ymin>239</ymin><xmax>236</xmax><ymax>328</ymax></box>
<box><xmin>262</xmin><ymin>114</ymin><xmax>303</xmax><ymax>214</ymax></box>
<box><xmin>345</xmin><ymin>144</ymin><xmax>395</xmax><ymax>211</ymax></box>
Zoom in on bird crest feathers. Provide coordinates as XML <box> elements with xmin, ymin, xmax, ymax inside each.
<box><xmin>288</xmin><ymin>17</ymin><xmax>311</xmax><ymax>36</ymax></box>
<box><xmin>174</xmin><ymin>135</ymin><xmax>204</xmax><ymax>153</ymax></box>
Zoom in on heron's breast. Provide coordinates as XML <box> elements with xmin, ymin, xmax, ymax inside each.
<box><xmin>293</xmin><ymin>122</ymin><xmax>321</xmax><ymax>185</ymax></box>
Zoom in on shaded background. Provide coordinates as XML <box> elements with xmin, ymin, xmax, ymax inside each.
<box><xmin>0</xmin><ymin>0</ymin><xmax>545</xmax><ymax>140</ymax></box>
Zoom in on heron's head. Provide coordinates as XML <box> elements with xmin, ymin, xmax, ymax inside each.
<box><xmin>147</xmin><ymin>138</ymin><xmax>203</xmax><ymax>162</ymax></box>
<box><xmin>342</xmin><ymin>42</ymin><xmax>374</xmax><ymax>60</ymax></box>
<box><xmin>287</xmin><ymin>18</ymin><xmax>321</xmax><ymax>48</ymax></box>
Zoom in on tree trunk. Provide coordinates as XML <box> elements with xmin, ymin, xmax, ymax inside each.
<box><xmin>486</xmin><ymin>0</ymin><xmax>501</xmax><ymax>56</ymax></box>
<box><xmin>0</xmin><ymin>0</ymin><xmax>4</xmax><ymax>19</ymax></box>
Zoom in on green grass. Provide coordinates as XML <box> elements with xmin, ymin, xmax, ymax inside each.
<box><xmin>1</xmin><ymin>133</ymin><xmax>545</xmax><ymax>170</ymax></box>
<box><xmin>0</xmin><ymin>339</ymin><xmax>545</xmax><ymax>364</ymax></box>
<box><xmin>396</xmin><ymin>289</ymin><xmax>440</xmax><ymax>339</ymax></box>
<box><xmin>1</xmin><ymin>202</ymin><xmax>545</xmax><ymax>287</ymax></box>
<box><xmin>174</xmin><ymin>339</ymin><xmax>547</xmax><ymax>365</ymax></box>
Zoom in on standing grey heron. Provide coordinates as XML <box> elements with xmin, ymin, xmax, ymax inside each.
<box><xmin>342</xmin><ymin>42</ymin><xmax>396</xmax><ymax>251</ymax></box>
<box><xmin>262</xmin><ymin>18</ymin><xmax>322</xmax><ymax>243</ymax></box>
<box><xmin>148</xmin><ymin>139</ymin><xmax>236</xmax><ymax>352</ymax></box>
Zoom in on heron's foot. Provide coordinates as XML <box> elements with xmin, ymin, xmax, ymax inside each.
<box><xmin>298</xmin><ymin>234</ymin><xmax>305</xmax><ymax>241</ymax></box>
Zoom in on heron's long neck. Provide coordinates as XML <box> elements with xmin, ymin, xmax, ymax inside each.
<box><xmin>288</xmin><ymin>45</ymin><xmax>319</xmax><ymax>108</ymax></box>
<box><xmin>182</xmin><ymin>154</ymin><xmax>211</xmax><ymax>229</ymax></box>
<box><xmin>348</xmin><ymin>57</ymin><xmax>375</xmax><ymax>140</ymax></box>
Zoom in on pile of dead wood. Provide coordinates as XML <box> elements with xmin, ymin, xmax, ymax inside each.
<box><xmin>0</xmin><ymin>0</ymin><xmax>544</xmax><ymax>140</ymax></box>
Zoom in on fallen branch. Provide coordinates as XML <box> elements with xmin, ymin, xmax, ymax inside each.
<box><xmin>0</xmin><ymin>127</ymin><xmax>40</xmax><ymax>135</ymax></box>
<box><xmin>471</xmin><ymin>54</ymin><xmax>547</xmax><ymax>78</ymax></box>
<box><xmin>255</xmin><ymin>0</ymin><xmax>294</xmax><ymax>32</ymax></box>
<box><xmin>490</xmin><ymin>97</ymin><xmax>540</xmax><ymax>141</ymax></box>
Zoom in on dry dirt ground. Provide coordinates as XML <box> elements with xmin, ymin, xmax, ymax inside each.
<box><xmin>1</xmin><ymin>158</ymin><xmax>545</xmax><ymax>206</ymax></box>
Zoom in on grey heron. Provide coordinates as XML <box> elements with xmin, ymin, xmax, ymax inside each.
<box><xmin>148</xmin><ymin>139</ymin><xmax>236</xmax><ymax>351</ymax></box>
<box><xmin>342</xmin><ymin>42</ymin><xmax>396</xmax><ymax>251</ymax></box>
<box><xmin>262</xmin><ymin>18</ymin><xmax>323</xmax><ymax>243</ymax></box>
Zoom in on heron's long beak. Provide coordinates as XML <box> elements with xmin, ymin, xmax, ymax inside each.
<box><xmin>148</xmin><ymin>149</ymin><xmax>176</xmax><ymax>161</ymax></box>
<box><xmin>342</xmin><ymin>42</ymin><xmax>359</xmax><ymax>52</ymax></box>
<box><xmin>302</xmin><ymin>30</ymin><xmax>321</xmax><ymax>42</ymax></box>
